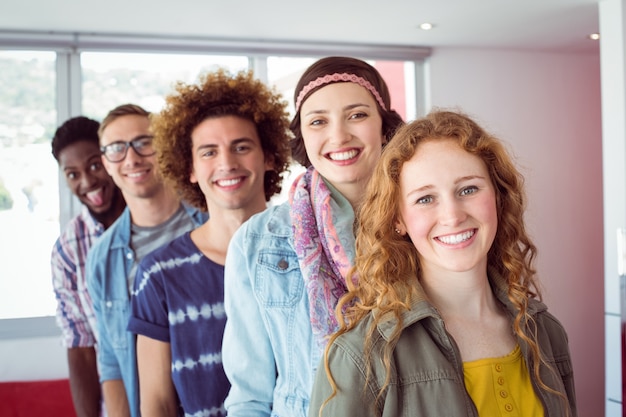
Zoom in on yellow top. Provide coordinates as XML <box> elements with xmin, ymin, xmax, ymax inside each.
<box><xmin>463</xmin><ymin>345</ymin><xmax>544</xmax><ymax>417</ymax></box>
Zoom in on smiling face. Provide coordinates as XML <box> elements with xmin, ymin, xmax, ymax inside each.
<box><xmin>189</xmin><ymin>115</ymin><xmax>271</xmax><ymax>215</ymax></box>
<box><xmin>100</xmin><ymin>114</ymin><xmax>163</xmax><ymax>201</ymax></box>
<box><xmin>396</xmin><ymin>138</ymin><xmax>498</xmax><ymax>277</ymax></box>
<box><xmin>299</xmin><ymin>82</ymin><xmax>384</xmax><ymax>203</ymax></box>
<box><xmin>58</xmin><ymin>140</ymin><xmax>119</xmax><ymax>216</ymax></box>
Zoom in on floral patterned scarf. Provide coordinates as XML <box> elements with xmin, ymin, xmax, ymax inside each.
<box><xmin>289</xmin><ymin>167</ymin><xmax>356</xmax><ymax>350</ymax></box>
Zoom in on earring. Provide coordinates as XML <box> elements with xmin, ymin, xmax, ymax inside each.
<box><xmin>395</xmin><ymin>228</ymin><xmax>401</xmax><ymax>234</ymax></box>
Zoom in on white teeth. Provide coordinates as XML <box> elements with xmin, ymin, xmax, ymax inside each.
<box><xmin>438</xmin><ymin>230</ymin><xmax>474</xmax><ymax>245</ymax></box>
<box><xmin>217</xmin><ymin>178</ymin><xmax>242</xmax><ymax>187</ymax></box>
<box><xmin>127</xmin><ymin>172</ymin><xmax>143</xmax><ymax>178</ymax></box>
<box><xmin>329</xmin><ymin>149</ymin><xmax>358</xmax><ymax>161</ymax></box>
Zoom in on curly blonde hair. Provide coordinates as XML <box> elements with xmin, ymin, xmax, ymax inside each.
<box><xmin>151</xmin><ymin>69</ymin><xmax>292</xmax><ymax>211</ymax></box>
<box><xmin>323</xmin><ymin>110</ymin><xmax>566</xmax><ymax>413</ymax></box>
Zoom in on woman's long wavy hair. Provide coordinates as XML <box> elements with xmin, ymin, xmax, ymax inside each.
<box><xmin>321</xmin><ymin>110</ymin><xmax>565</xmax><ymax>414</ymax></box>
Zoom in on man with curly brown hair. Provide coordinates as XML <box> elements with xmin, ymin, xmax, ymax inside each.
<box><xmin>127</xmin><ymin>69</ymin><xmax>292</xmax><ymax>417</ymax></box>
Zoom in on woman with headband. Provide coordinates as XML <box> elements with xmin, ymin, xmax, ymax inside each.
<box><xmin>221</xmin><ymin>56</ymin><xmax>404</xmax><ymax>417</ymax></box>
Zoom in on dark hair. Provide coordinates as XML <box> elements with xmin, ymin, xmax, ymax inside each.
<box><xmin>289</xmin><ymin>56</ymin><xmax>404</xmax><ymax>167</ymax></box>
<box><xmin>51</xmin><ymin>116</ymin><xmax>100</xmax><ymax>161</ymax></box>
<box><xmin>151</xmin><ymin>69</ymin><xmax>292</xmax><ymax>210</ymax></box>
<box><xmin>98</xmin><ymin>104</ymin><xmax>150</xmax><ymax>141</ymax></box>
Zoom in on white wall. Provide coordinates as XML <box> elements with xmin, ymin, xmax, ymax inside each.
<box><xmin>0</xmin><ymin>335</ymin><xmax>68</xmax><ymax>381</ymax></box>
<box><xmin>427</xmin><ymin>47</ymin><xmax>604</xmax><ymax>416</ymax></box>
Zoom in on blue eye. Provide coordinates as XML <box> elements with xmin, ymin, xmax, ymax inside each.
<box><xmin>416</xmin><ymin>196</ymin><xmax>433</xmax><ymax>205</ymax></box>
<box><xmin>460</xmin><ymin>186</ymin><xmax>478</xmax><ymax>196</ymax></box>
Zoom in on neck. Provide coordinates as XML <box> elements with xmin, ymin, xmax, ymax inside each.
<box><xmin>125</xmin><ymin>186</ymin><xmax>181</xmax><ymax>227</ymax></box>
<box><xmin>420</xmin><ymin>264</ymin><xmax>498</xmax><ymax>320</ymax></box>
<box><xmin>191</xmin><ymin>200</ymin><xmax>267</xmax><ymax>265</ymax></box>
<box><xmin>327</xmin><ymin>177</ymin><xmax>367</xmax><ymax>212</ymax></box>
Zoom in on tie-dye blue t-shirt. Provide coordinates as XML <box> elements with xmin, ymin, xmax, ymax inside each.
<box><xmin>128</xmin><ymin>231</ymin><xmax>228</xmax><ymax>417</ymax></box>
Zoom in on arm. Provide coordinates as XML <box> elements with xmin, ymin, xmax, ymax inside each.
<box><xmin>103</xmin><ymin>380</ymin><xmax>131</xmax><ymax>417</ymax></box>
<box><xmin>51</xmin><ymin>239</ymin><xmax>101</xmax><ymax>417</ymax></box>
<box><xmin>136</xmin><ymin>335</ymin><xmax>177</xmax><ymax>417</ymax></box>
<box><xmin>222</xmin><ymin>228</ymin><xmax>276</xmax><ymax>417</ymax></box>
<box><xmin>67</xmin><ymin>347</ymin><xmax>102</xmax><ymax>417</ymax></box>
<box><xmin>309</xmin><ymin>343</ymin><xmax>376</xmax><ymax>417</ymax></box>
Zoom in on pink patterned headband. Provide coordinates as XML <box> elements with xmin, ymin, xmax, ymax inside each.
<box><xmin>295</xmin><ymin>72</ymin><xmax>387</xmax><ymax>112</ymax></box>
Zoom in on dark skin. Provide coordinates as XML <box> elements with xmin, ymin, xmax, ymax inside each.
<box><xmin>58</xmin><ymin>140</ymin><xmax>126</xmax><ymax>416</ymax></box>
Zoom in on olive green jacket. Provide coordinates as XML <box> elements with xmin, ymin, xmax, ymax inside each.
<box><xmin>309</xmin><ymin>272</ymin><xmax>576</xmax><ymax>417</ymax></box>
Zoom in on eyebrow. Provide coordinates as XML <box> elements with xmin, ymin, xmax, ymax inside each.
<box><xmin>405</xmin><ymin>174</ymin><xmax>487</xmax><ymax>198</ymax></box>
<box><xmin>62</xmin><ymin>154</ymin><xmax>102</xmax><ymax>171</ymax></box>
<box><xmin>106</xmin><ymin>134</ymin><xmax>153</xmax><ymax>145</ymax></box>
<box><xmin>303</xmin><ymin>102</ymin><xmax>371</xmax><ymax>117</ymax></box>
<box><xmin>195</xmin><ymin>137</ymin><xmax>256</xmax><ymax>151</ymax></box>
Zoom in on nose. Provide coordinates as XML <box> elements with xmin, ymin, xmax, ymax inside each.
<box><xmin>80</xmin><ymin>171</ymin><xmax>98</xmax><ymax>190</ymax></box>
<box><xmin>217</xmin><ymin>151</ymin><xmax>239</xmax><ymax>171</ymax></box>
<box><xmin>438</xmin><ymin>197</ymin><xmax>467</xmax><ymax>227</ymax></box>
<box><xmin>122</xmin><ymin>144</ymin><xmax>144</xmax><ymax>166</ymax></box>
<box><xmin>328</xmin><ymin>120</ymin><xmax>351</xmax><ymax>146</ymax></box>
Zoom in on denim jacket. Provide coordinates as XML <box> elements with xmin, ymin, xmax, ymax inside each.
<box><xmin>223</xmin><ymin>202</ymin><xmax>320</xmax><ymax>417</ymax></box>
<box><xmin>86</xmin><ymin>205</ymin><xmax>205</xmax><ymax>417</ymax></box>
<box><xmin>309</xmin><ymin>271</ymin><xmax>577</xmax><ymax>417</ymax></box>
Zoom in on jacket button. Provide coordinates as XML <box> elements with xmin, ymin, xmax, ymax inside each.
<box><xmin>278</xmin><ymin>259</ymin><xmax>288</xmax><ymax>270</ymax></box>
<box><xmin>106</xmin><ymin>301</ymin><xmax>112</xmax><ymax>308</ymax></box>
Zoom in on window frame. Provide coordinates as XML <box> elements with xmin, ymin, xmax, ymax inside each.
<box><xmin>0</xmin><ymin>29</ymin><xmax>430</xmax><ymax>338</ymax></box>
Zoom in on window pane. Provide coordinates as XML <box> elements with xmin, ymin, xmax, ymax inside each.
<box><xmin>81</xmin><ymin>52</ymin><xmax>249</xmax><ymax>119</ymax></box>
<box><xmin>0</xmin><ymin>50</ymin><xmax>58</xmax><ymax>319</ymax></box>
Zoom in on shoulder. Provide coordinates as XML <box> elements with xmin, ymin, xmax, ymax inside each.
<box><xmin>532</xmin><ymin>301</ymin><xmax>569</xmax><ymax>342</ymax></box>
<box><xmin>234</xmin><ymin>203</ymin><xmax>292</xmax><ymax>242</ymax></box>
<box><xmin>138</xmin><ymin>232</ymin><xmax>198</xmax><ymax>270</ymax></box>
<box><xmin>182</xmin><ymin>203</ymin><xmax>208</xmax><ymax>225</ymax></box>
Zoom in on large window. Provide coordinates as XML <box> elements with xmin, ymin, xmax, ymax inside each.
<box><xmin>0</xmin><ymin>32</ymin><xmax>428</xmax><ymax>326</ymax></box>
<box><xmin>0</xmin><ymin>50</ymin><xmax>58</xmax><ymax>319</ymax></box>
<box><xmin>81</xmin><ymin>52</ymin><xmax>249</xmax><ymax>119</ymax></box>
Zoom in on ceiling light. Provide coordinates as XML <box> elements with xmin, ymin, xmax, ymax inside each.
<box><xmin>419</xmin><ymin>23</ymin><xmax>434</xmax><ymax>31</ymax></box>
<box><xmin>589</xmin><ymin>33</ymin><xmax>600</xmax><ymax>40</ymax></box>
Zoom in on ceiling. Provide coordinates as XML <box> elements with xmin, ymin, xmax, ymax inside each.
<box><xmin>0</xmin><ymin>0</ymin><xmax>600</xmax><ymax>54</ymax></box>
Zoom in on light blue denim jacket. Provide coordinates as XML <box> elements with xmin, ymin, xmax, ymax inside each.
<box><xmin>223</xmin><ymin>202</ymin><xmax>321</xmax><ymax>417</ymax></box>
<box><xmin>86</xmin><ymin>205</ymin><xmax>205</xmax><ymax>417</ymax></box>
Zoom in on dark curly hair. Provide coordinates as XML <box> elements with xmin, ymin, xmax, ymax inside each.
<box><xmin>51</xmin><ymin>116</ymin><xmax>100</xmax><ymax>161</ymax></box>
<box><xmin>151</xmin><ymin>69</ymin><xmax>292</xmax><ymax>211</ymax></box>
<box><xmin>289</xmin><ymin>56</ymin><xmax>404</xmax><ymax>167</ymax></box>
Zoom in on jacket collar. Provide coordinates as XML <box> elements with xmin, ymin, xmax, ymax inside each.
<box><xmin>375</xmin><ymin>266</ymin><xmax>548</xmax><ymax>342</ymax></box>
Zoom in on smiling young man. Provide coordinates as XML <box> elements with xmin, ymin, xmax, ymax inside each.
<box><xmin>126</xmin><ymin>69</ymin><xmax>291</xmax><ymax>417</ymax></box>
<box><xmin>86</xmin><ymin>104</ymin><xmax>206</xmax><ymax>417</ymax></box>
<box><xmin>51</xmin><ymin>116</ymin><xmax>126</xmax><ymax>417</ymax></box>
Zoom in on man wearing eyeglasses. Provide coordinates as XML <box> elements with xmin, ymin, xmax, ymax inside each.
<box><xmin>86</xmin><ymin>104</ymin><xmax>205</xmax><ymax>417</ymax></box>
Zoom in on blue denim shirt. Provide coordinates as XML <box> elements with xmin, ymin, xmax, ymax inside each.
<box><xmin>223</xmin><ymin>202</ymin><xmax>320</xmax><ymax>417</ymax></box>
<box><xmin>86</xmin><ymin>205</ymin><xmax>205</xmax><ymax>417</ymax></box>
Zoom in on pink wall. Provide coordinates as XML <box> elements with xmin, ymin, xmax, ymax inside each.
<box><xmin>427</xmin><ymin>47</ymin><xmax>604</xmax><ymax>416</ymax></box>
